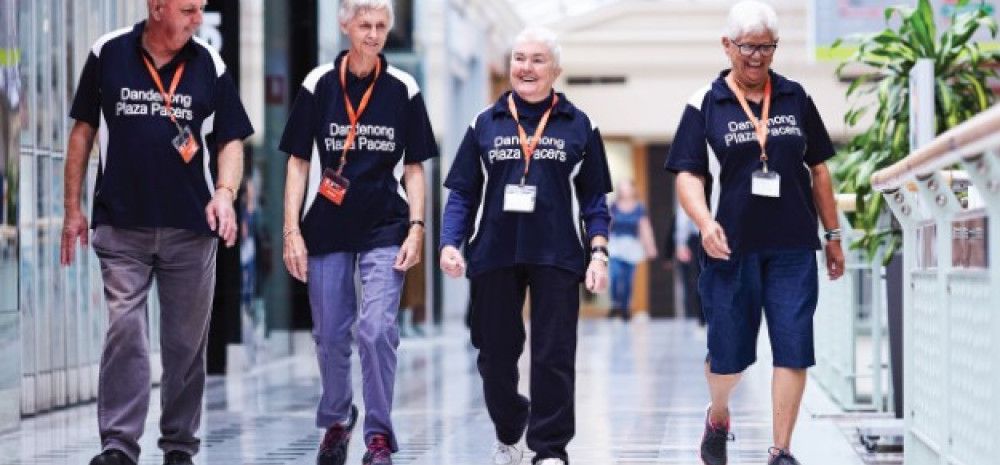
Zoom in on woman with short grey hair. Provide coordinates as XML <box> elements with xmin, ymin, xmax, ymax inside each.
<box><xmin>280</xmin><ymin>0</ymin><xmax>438</xmax><ymax>464</ymax></box>
<box><xmin>665</xmin><ymin>2</ymin><xmax>844</xmax><ymax>465</ymax></box>
<box><xmin>440</xmin><ymin>25</ymin><xmax>612</xmax><ymax>465</ymax></box>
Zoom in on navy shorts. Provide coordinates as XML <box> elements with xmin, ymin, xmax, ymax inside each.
<box><xmin>698</xmin><ymin>248</ymin><xmax>819</xmax><ymax>375</ymax></box>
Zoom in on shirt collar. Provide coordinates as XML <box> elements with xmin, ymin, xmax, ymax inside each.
<box><xmin>491</xmin><ymin>90</ymin><xmax>575</xmax><ymax>119</ymax></box>
<box><xmin>711</xmin><ymin>69</ymin><xmax>795</xmax><ymax>103</ymax></box>
<box><xmin>334</xmin><ymin>50</ymin><xmax>388</xmax><ymax>82</ymax></box>
<box><xmin>132</xmin><ymin>20</ymin><xmax>198</xmax><ymax>65</ymax></box>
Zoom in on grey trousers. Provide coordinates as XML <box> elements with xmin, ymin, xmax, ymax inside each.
<box><xmin>91</xmin><ymin>226</ymin><xmax>218</xmax><ymax>463</ymax></box>
<box><xmin>307</xmin><ymin>247</ymin><xmax>404</xmax><ymax>452</ymax></box>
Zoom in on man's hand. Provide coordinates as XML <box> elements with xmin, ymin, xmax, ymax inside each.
<box><xmin>585</xmin><ymin>257</ymin><xmax>609</xmax><ymax>293</ymax></box>
<box><xmin>699</xmin><ymin>220</ymin><xmax>731</xmax><ymax>260</ymax></box>
<box><xmin>825</xmin><ymin>240</ymin><xmax>845</xmax><ymax>280</ymax></box>
<box><xmin>206</xmin><ymin>189</ymin><xmax>237</xmax><ymax>247</ymax></box>
<box><xmin>60</xmin><ymin>209</ymin><xmax>90</xmax><ymax>266</ymax></box>
<box><xmin>440</xmin><ymin>245</ymin><xmax>466</xmax><ymax>278</ymax></box>
<box><xmin>283</xmin><ymin>230</ymin><xmax>309</xmax><ymax>282</ymax></box>
<box><xmin>394</xmin><ymin>228</ymin><xmax>423</xmax><ymax>272</ymax></box>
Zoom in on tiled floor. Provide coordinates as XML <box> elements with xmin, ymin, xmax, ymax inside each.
<box><xmin>0</xmin><ymin>320</ymin><xmax>867</xmax><ymax>464</ymax></box>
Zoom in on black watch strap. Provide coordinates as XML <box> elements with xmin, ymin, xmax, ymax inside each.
<box><xmin>409</xmin><ymin>219</ymin><xmax>425</xmax><ymax>228</ymax></box>
<box><xmin>591</xmin><ymin>245</ymin><xmax>609</xmax><ymax>256</ymax></box>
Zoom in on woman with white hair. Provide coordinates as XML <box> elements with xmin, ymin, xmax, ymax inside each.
<box><xmin>440</xmin><ymin>26</ymin><xmax>613</xmax><ymax>465</ymax></box>
<box><xmin>665</xmin><ymin>2</ymin><xmax>844</xmax><ymax>465</ymax></box>
<box><xmin>279</xmin><ymin>0</ymin><xmax>438</xmax><ymax>464</ymax></box>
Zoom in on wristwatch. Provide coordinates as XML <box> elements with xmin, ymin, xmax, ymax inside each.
<box><xmin>824</xmin><ymin>228</ymin><xmax>842</xmax><ymax>241</ymax></box>
<box><xmin>590</xmin><ymin>245</ymin><xmax>609</xmax><ymax>264</ymax></box>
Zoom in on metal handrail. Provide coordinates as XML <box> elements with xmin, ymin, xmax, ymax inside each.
<box><xmin>871</xmin><ymin>104</ymin><xmax>1000</xmax><ymax>192</ymax></box>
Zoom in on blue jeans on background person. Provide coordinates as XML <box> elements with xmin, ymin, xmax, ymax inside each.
<box><xmin>608</xmin><ymin>258</ymin><xmax>635</xmax><ymax>320</ymax></box>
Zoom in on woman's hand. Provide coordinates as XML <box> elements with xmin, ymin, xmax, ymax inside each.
<box><xmin>585</xmin><ymin>256</ymin><xmax>609</xmax><ymax>293</ymax></box>
<box><xmin>440</xmin><ymin>245</ymin><xmax>466</xmax><ymax>278</ymax></box>
<box><xmin>825</xmin><ymin>239</ymin><xmax>845</xmax><ymax>280</ymax></box>
<box><xmin>283</xmin><ymin>231</ymin><xmax>309</xmax><ymax>283</ymax></box>
<box><xmin>699</xmin><ymin>220</ymin><xmax>731</xmax><ymax>260</ymax></box>
<box><xmin>394</xmin><ymin>229</ymin><xmax>423</xmax><ymax>272</ymax></box>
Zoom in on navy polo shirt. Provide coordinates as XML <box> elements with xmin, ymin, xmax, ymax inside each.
<box><xmin>70</xmin><ymin>21</ymin><xmax>254</xmax><ymax>235</ymax></box>
<box><xmin>442</xmin><ymin>91</ymin><xmax>613</xmax><ymax>278</ymax></box>
<box><xmin>665</xmin><ymin>70</ymin><xmax>835</xmax><ymax>255</ymax></box>
<box><xmin>279</xmin><ymin>51</ymin><xmax>438</xmax><ymax>255</ymax></box>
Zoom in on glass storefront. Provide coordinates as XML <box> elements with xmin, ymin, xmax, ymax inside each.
<box><xmin>1</xmin><ymin>0</ymin><xmax>21</xmax><ymax>432</ymax></box>
<box><xmin>15</xmin><ymin>0</ymin><xmax>147</xmax><ymax>416</ymax></box>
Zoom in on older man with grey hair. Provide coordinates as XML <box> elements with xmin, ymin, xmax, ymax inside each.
<box><xmin>61</xmin><ymin>1</ymin><xmax>253</xmax><ymax>465</ymax></box>
<box><xmin>666</xmin><ymin>1</ymin><xmax>844</xmax><ymax>465</ymax></box>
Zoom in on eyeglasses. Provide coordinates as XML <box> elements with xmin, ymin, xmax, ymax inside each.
<box><xmin>731</xmin><ymin>41</ymin><xmax>778</xmax><ymax>57</ymax></box>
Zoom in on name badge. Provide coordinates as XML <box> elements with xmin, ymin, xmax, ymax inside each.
<box><xmin>172</xmin><ymin>125</ymin><xmax>200</xmax><ymax>164</ymax></box>
<box><xmin>319</xmin><ymin>168</ymin><xmax>350</xmax><ymax>205</ymax></box>
<box><xmin>751</xmin><ymin>170</ymin><xmax>781</xmax><ymax>198</ymax></box>
<box><xmin>503</xmin><ymin>184</ymin><xmax>537</xmax><ymax>213</ymax></box>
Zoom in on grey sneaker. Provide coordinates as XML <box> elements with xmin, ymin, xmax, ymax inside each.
<box><xmin>700</xmin><ymin>404</ymin><xmax>734</xmax><ymax>465</ymax></box>
<box><xmin>317</xmin><ymin>404</ymin><xmax>359</xmax><ymax>465</ymax></box>
<box><xmin>768</xmin><ymin>448</ymin><xmax>801</xmax><ymax>465</ymax></box>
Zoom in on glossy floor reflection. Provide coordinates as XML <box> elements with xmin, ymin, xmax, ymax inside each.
<box><xmin>0</xmin><ymin>319</ymin><xmax>865</xmax><ymax>465</ymax></box>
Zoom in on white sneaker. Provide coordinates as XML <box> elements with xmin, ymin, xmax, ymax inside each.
<box><xmin>491</xmin><ymin>441</ymin><xmax>523</xmax><ymax>465</ymax></box>
<box><xmin>536</xmin><ymin>459</ymin><xmax>566</xmax><ymax>465</ymax></box>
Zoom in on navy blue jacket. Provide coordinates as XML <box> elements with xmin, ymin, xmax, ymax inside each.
<box><xmin>442</xmin><ymin>91</ymin><xmax>613</xmax><ymax>278</ymax></box>
<box><xmin>665</xmin><ymin>70</ymin><xmax>835</xmax><ymax>255</ymax></box>
<box><xmin>70</xmin><ymin>21</ymin><xmax>254</xmax><ymax>234</ymax></box>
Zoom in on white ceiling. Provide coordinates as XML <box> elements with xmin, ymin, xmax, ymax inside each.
<box><xmin>506</xmin><ymin>0</ymin><xmax>624</xmax><ymax>25</ymax></box>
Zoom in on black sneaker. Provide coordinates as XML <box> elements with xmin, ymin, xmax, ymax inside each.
<box><xmin>89</xmin><ymin>449</ymin><xmax>136</xmax><ymax>465</ymax></box>
<box><xmin>163</xmin><ymin>450</ymin><xmax>193</xmax><ymax>465</ymax></box>
<box><xmin>768</xmin><ymin>448</ymin><xmax>801</xmax><ymax>465</ymax></box>
<box><xmin>700</xmin><ymin>405</ymin><xmax>734</xmax><ymax>465</ymax></box>
<box><xmin>361</xmin><ymin>434</ymin><xmax>392</xmax><ymax>465</ymax></box>
<box><xmin>317</xmin><ymin>404</ymin><xmax>360</xmax><ymax>465</ymax></box>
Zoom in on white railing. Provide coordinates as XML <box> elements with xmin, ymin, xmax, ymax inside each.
<box><xmin>871</xmin><ymin>105</ymin><xmax>1000</xmax><ymax>465</ymax></box>
<box><xmin>812</xmin><ymin>196</ymin><xmax>893</xmax><ymax>412</ymax></box>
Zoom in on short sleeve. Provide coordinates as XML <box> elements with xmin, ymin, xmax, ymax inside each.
<box><xmin>69</xmin><ymin>52</ymin><xmax>102</xmax><ymax>127</ymax></box>
<box><xmin>802</xmin><ymin>95</ymin><xmax>836</xmax><ymax>166</ymax></box>
<box><xmin>211</xmin><ymin>70</ymin><xmax>254</xmax><ymax>144</ymax></box>
<box><xmin>402</xmin><ymin>92</ymin><xmax>439</xmax><ymax>164</ymax></box>
<box><xmin>443</xmin><ymin>126</ymin><xmax>483</xmax><ymax>195</ymax></box>
<box><xmin>574</xmin><ymin>127</ymin><xmax>614</xmax><ymax>197</ymax></box>
<box><xmin>279</xmin><ymin>85</ymin><xmax>319</xmax><ymax>159</ymax></box>
<box><xmin>665</xmin><ymin>104</ymin><xmax>709</xmax><ymax>176</ymax></box>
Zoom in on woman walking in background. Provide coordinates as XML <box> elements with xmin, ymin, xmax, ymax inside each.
<box><xmin>607</xmin><ymin>179</ymin><xmax>657</xmax><ymax>320</ymax></box>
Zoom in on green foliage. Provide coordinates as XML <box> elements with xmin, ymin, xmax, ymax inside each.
<box><xmin>833</xmin><ymin>0</ymin><xmax>999</xmax><ymax>263</ymax></box>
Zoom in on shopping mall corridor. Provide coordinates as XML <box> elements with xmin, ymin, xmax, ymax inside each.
<box><xmin>0</xmin><ymin>320</ymin><xmax>868</xmax><ymax>465</ymax></box>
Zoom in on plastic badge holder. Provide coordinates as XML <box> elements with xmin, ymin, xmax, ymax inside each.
<box><xmin>319</xmin><ymin>168</ymin><xmax>350</xmax><ymax>205</ymax></box>
<box><xmin>172</xmin><ymin>126</ymin><xmax>200</xmax><ymax>164</ymax></box>
<box><xmin>751</xmin><ymin>170</ymin><xmax>780</xmax><ymax>198</ymax></box>
<box><xmin>503</xmin><ymin>184</ymin><xmax>537</xmax><ymax>213</ymax></box>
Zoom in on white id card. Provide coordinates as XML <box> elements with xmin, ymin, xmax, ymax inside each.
<box><xmin>751</xmin><ymin>170</ymin><xmax>781</xmax><ymax>198</ymax></box>
<box><xmin>503</xmin><ymin>184</ymin><xmax>537</xmax><ymax>212</ymax></box>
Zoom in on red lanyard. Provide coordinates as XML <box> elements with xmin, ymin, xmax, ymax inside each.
<box><xmin>337</xmin><ymin>54</ymin><xmax>381</xmax><ymax>176</ymax></box>
<box><xmin>727</xmin><ymin>75</ymin><xmax>772</xmax><ymax>171</ymax></box>
<box><xmin>507</xmin><ymin>93</ymin><xmax>559</xmax><ymax>185</ymax></box>
<box><xmin>141</xmin><ymin>55</ymin><xmax>186</xmax><ymax>132</ymax></box>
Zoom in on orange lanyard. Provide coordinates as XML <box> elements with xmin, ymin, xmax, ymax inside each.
<box><xmin>141</xmin><ymin>55</ymin><xmax>186</xmax><ymax>132</ymax></box>
<box><xmin>337</xmin><ymin>54</ymin><xmax>381</xmax><ymax>176</ymax></box>
<box><xmin>727</xmin><ymin>75</ymin><xmax>772</xmax><ymax>171</ymax></box>
<box><xmin>507</xmin><ymin>92</ymin><xmax>559</xmax><ymax>185</ymax></box>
